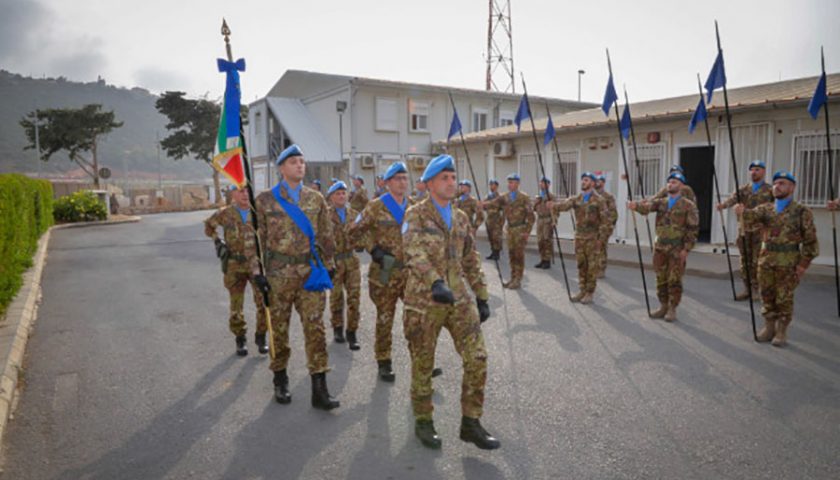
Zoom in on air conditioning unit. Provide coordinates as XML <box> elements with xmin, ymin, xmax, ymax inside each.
<box><xmin>493</xmin><ymin>140</ymin><xmax>514</xmax><ymax>158</ymax></box>
<box><xmin>408</xmin><ymin>156</ymin><xmax>428</xmax><ymax>170</ymax></box>
<box><xmin>359</xmin><ymin>155</ymin><xmax>375</xmax><ymax>169</ymax></box>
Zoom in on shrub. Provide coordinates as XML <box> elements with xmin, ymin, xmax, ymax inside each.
<box><xmin>53</xmin><ymin>190</ymin><xmax>107</xmax><ymax>223</ymax></box>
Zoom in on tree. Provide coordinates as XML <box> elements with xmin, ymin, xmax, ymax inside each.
<box><xmin>20</xmin><ymin>104</ymin><xmax>123</xmax><ymax>188</ymax></box>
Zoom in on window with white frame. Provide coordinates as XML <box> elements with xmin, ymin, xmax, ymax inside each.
<box><xmin>553</xmin><ymin>151</ymin><xmax>578</xmax><ymax>198</ymax></box>
<box><xmin>626</xmin><ymin>143</ymin><xmax>666</xmax><ymax>198</ymax></box>
<box><xmin>408</xmin><ymin>100</ymin><xmax>429</xmax><ymax>132</ymax></box>
<box><xmin>793</xmin><ymin>132</ymin><xmax>840</xmax><ymax>207</ymax></box>
<box><xmin>499</xmin><ymin>110</ymin><xmax>514</xmax><ymax>127</ymax></box>
<box><xmin>375</xmin><ymin>97</ymin><xmax>398</xmax><ymax>132</ymax></box>
<box><xmin>472</xmin><ymin>109</ymin><xmax>488</xmax><ymax>132</ymax></box>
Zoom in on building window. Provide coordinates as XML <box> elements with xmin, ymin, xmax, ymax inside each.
<box><xmin>499</xmin><ymin>110</ymin><xmax>514</xmax><ymax>127</ymax></box>
<box><xmin>627</xmin><ymin>144</ymin><xmax>666</xmax><ymax>198</ymax></box>
<box><xmin>554</xmin><ymin>151</ymin><xmax>579</xmax><ymax>197</ymax></box>
<box><xmin>473</xmin><ymin>109</ymin><xmax>488</xmax><ymax>132</ymax></box>
<box><xmin>375</xmin><ymin>97</ymin><xmax>398</xmax><ymax>132</ymax></box>
<box><xmin>793</xmin><ymin>132</ymin><xmax>840</xmax><ymax>207</ymax></box>
<box><xmin>408</xmin><ymin>100</ymin><xmax>429</xmax><ymax>132</ymax></box>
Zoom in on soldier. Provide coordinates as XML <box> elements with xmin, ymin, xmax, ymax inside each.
<box><xmin>484</xmin><ymin>179</ymin><xmax>504</xmax><ymax>260</ymax></box>
<box><xmin>374</xmin><ymin>174</ymin><xmax>386</xmax><ymax>198</ymax></box>
<box><xmin>594</xmin><ymin>173</ymin><xmax>618</xmax><ymax>278</ymax></box>
<box><xmin>326</xmin><ymin>181</ymin><xmax>362</xmax><ymax>351</ymax></box>
<box><xmin>628</xmin><ymin>172</ymin><xmax>699</xmax><ymax>322</ymax></box>
<box><xmin>349</xmin><ymin>175</ymin><xmax>369</xmax><ymax>213</ymax></box>
<box><xmin>251</xmin><ymin>144</ymin><xmax>339</xmax><ymax>410</ymax></box>
<box><xmin>455</xmin><ymin>180</ymin><xmax>485</xmax><ymax>234</ymax></box>
<box><xmin>533</xmin><ymin>177</ymin><xmax>556</xmax><ymax>269</ymax></box>
<box><xmin>737</xmin><ymin>170</ymin><xmax>818</xmax><ymax>347</ymax></box>
<box><xmin>485</xmin><ymin>174</ymin><xmax>535</xmax><ymax>289</ymax></box>
<box><xmin>651</xmin><ymin>165</ymin><xmax>696</xmax><ymax>203</ymax></box>
<box><xmin>412</xmin><ymin>178</ymin><xmax>428</xmax><ymax>202</ymax></box>
<box><xmin>717</xmin><ymin>160</ymin><xmax>774</xmax><ymax>300</ymax></box>
<box><xmin>550</xmin><ymin>172</ymin><xmax>611</xmax><ymax>304</ymax></box>
<box><xmin>402</xmin><ymin>154</ymin><xmax>499</xmax><ymax>450</ymax></box>
<box><xmin>204</xmin><ymin>185</ymin><xmax>268</xmax><ymax>356</ymax></box>
<box><xmin>828</xmin><ymin>198</ymin><xmax>840</xmax><ymax>210</ymax></box>
<box><xmin>310</xmin><ymin>179</ymin><xmax>322</xmax><ymax>192</ymax></box>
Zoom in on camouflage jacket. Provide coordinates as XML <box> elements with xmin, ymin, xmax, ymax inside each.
<box><xmin>551</xmin><ymin>192</ymin><xmax>611</xmax><ymax>240</ymax></box>
<box><xmin>598</xmin><ymin>189</ymin><xmax>619</xmax><ymax>229</ymax></box>
<box><xmin>204</xmin><ymin>206</ymin><xmax>257</xmax><ymax>270</ymax></box>
<box><xmin>636</xmin><ymin>196</ymin><xmax>699</xmax><ymax>252</ymax></box>
<box><xmin>456</xmin><ymin>194</ymin><xmax>485</xmax><ymax>230</ymax></box>
<box><xmin>252</xmin><ymin>185</ymin><xmax>335</xmax><ymax>276</ymax></box>
<box><xmin>533</xmin><ymin>192</ymin><xmax>557</xmax><ymax>227</ymax></box>
<box><xmin>653</xmin><ymin>184</ymin><xmax>696</xmax><ymax>204</ymax></box>
<box><xmin>402</xmin><ymin>198</ymin><xmax>488</xmax><ymax>310</ymax></box>
<box><xmin>487</xmin><ymin>191</ymin><xmax>535</xmax><ymax>232</ymax></box>
<box><xmin>349</xmin><ymin>195</ymin><xmax>415</xmax><ymax>279</ymax></box>
<box><xmin>329</xmin><ymin>205</ymin><xmax>359</xmax><ymax>257</ymax></box>
<box><xmin>349</xmin><ymin>187</ymin><xmax>369</xmax><ymax>213</ymax></box>
<box><xmin>484</xmin><ymin>191</ymin><xmax>504</xmax><ymax>224</ymax></box>
<box><xmin>743</xmin><ymin>201</ymin><xmax>819</xmax><ymax>268</ymax></box>
<box><xmin>721</xmin><ymin>183</ymin><xmax>773</xmax><ymax>233</ymax></box>
<box><xmin>411</xmin><ymin>191</ymin><xmax>428</xmax><ymax>203</ymax></box>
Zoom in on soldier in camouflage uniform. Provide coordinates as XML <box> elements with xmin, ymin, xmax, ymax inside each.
<box><xmin>349</xmin><ymin>175</ymin><xmax>369</xmax><ymax>213</ymax></box>
<box><xmin>402</xmin><ymin>154</ymin><xmax>499</xmax><ymax>451</ymax></box>
<box><xmin>204</xmin><ymin>185</ymin><xmax>268</xmax><ymax>356</ymax></box>
<box><xmin>455</xmin><ymin>180</ymin><xmax>485</xmax><ymax>234</ymax></box>
<box><xmin>326</xmin><ymin>181</ymin><xmax>362</xmax><ymax>351</ymax></box>
<box><xmin>550</xmin><ymin>172</ymin><xmax>612</xmax><ymax>304</ymax></box>
<box><xmin>717</xmin><ymin>160</ymin><xmax>773</xmax><ymax>300</ymax></box>
<box><xmin>412</xmin><ymin>179</ymin><xmax>428</xmax><ymax>202</ymax></box>
<box><xmin>651</xmin><ymin>165</ymin><xmax>696</xmax><ymax>203</ymax></box>
<box><xmin>533</xmin><ymin>177</ymin><xmax>556</xmax><ymax>269</ymax></box>
<box><xmin>485</xmin><ymin>173</ymin><xmax>535</xmax><ymax>289</ymax></box>
<box><xmin>251</xmin><ymin>144</ymin><xmax>340</xmax><ymax>410</ymax></box>
<box><xmin>595</xmin><ymin>173</ymin><xmax>618</xmax><ymax>278</ymax></box>
<box><xmin>373</xmin><ymin>174</ymin><xmax>386</xmax><ymax>199</ymax></box>
<box><xmin>484</xmin><ymin>179</ymin><xmax>504</xmax><ymax>260</ymax></box>
<box><xmin>629</xmin><ymin>172</ymin><xmax>699</xmax><ymax>322</ymax></box>
<box><xmin>737</xmin><ymin>170</ymin><xmax>818</xmax><ymax>347</ymax></box>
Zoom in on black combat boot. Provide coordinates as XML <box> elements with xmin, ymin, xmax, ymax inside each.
<box><xmin>490</xmin><ymin>250</ymin><xmax>501</xmax><ymax>260</ymax></box>
<box><xmin>377</xmin><ymin>359</ymin><xmax>395</xmax><ymax>382</ymax></box>
<box><xmin>235</xmin><ymin>335</ymin><xmax>248</xmax><ymax>356</ymax></box>
<box><xmin>333</xmin><ymin>327</ymin><xmax>346</xmax><ymax>344</ymax></box>
<box><xmin>273</xmin><ymin>370</ymin><xmax>291</xmax><ymax>404</ymax></box>
<box><xmin>415</xmin><ymin>419</ymin><xmax>442</xmax><ymax>449</ymax></box>
<box><xmin>346</xmin><ymin>330</ymin><xmax>360</xmax><ymax>351</ymax></box>
<box><xmin>432</xmin><ymin>367</ymin><xmax>443</xmax><ymax>378</ymax></box>
<box><xmin>486</xmin><ymin>251</ymin><xmax>496</xmax><ymax>260</ymax></box>
<box><xmin>311</xmin><ymin>372</ymin><xmax>340</xmax><ymax>410</ymax></box>
<box><xmin>459</xmin><ymin>416</ymin><xmax>501</xmax><ymax>450</ymax></box>
<box><xmin>255</xmin><ymin>332</ymin><xmax>269</xmax><ymax>355</ymax></box>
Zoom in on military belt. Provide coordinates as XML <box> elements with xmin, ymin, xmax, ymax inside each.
<box><xmin>762</xmin><ymin>242</ymin><xmax>799</xmax><ymax>253</ymax></box>
<box><xmin>266</xmin><ymin>251</ymin><xmax>312</xmax><ymax>265</ymax></box>
<box><xmin>335</xmin><ymin>251</ymin><xmax>355</xmax><ymax>261</ymax></box>
<box><xmin>509</xmin><ymin>221</ymin><xmax>527</xmax><ymax>228</ymax></box>
<box><xmin>657</xmin><ymin>238</ymin><xmax>684</xmax><ymax>246</ymax></box>
<box><xmin>537</xmin><ymin>214</ymin><xmax>552</xmax><ymax>219</ymax></box>
<box><xmin>229</xmin><ymin>254</ymin><xmax>248</xmax><ymax>262</ymax></box>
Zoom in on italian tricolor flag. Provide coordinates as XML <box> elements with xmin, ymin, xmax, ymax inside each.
<box><xmin>213</xmin><ymin>58</ymin><xmax>247</xmax><ymax>188</ymax></box>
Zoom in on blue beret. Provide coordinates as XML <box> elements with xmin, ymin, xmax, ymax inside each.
<box><xmin>352</xmin><ymin>175</ymin><xmax>364</xmax><ymax>183</ymax></box>
<box><xmin>749</xmin><ymin>160</ymin><xmax>766</xmax><ymax>170</ymax></box>
<box><xmin>540</xmin><ymin>177</ymin><xmax>551</xmax><ymax>184</ymax></box>
<box><xmin>227</xmin><ymin>184</ymin><xmax>240</xmax><ymax>192</ymax></box>
<box><xmin>311</xmin><ymin>179</ymin><xmax>321</xmax><ymax>186</ymax></box>
<box><xmin>596</xmin><ymin>173</ymin><xmax>606</xmax><ymax>181</ymax></box>
<box><xmin>507</xmin><ymin>173</ymin><xmax>521</xmax><ymax>181</ymax></box>
<box><xmin>383</xmin><ymin>161</ymin><xmax>408</xmax><ymax>181</ymax></box>
<box><xmin>668</xmin><ymin>172</ymin><xmax>687</xmax><ymax>184</ymax></box>
<box><xmin>276</xmin><ymin>144</ymin><xmax>303</xmax><ymax>165</ymax></box>
<box><xmin>772</xmin><ymin>170</ymin><xmax>796</xmax><ymax>184</ymax></box>
<box><xmin>581</xmin><ymin>171</ymin><xmax>597</xmax><ymax>181</ymax></box>
<box><xmin>327</xmin><ymin>181</ymin><xmax>347</xmax><ymax>196</ymax></box>
<box><xmin>459</xmin><ymin>179</ymin><xmax>473</xmax><ymax>187</ymax></box>
<box><xmin>489</xmin><ymin>179</ymin><xmax>499</xmax><ymax>185</ymax></box>
<box><xmin>669</xmin><ymin>164</ymin><xmax>684</xmax><ymax>173</ymax></box>
<box><xmin>421</xmin><ymin>154</ymin><xmax>455</xmax><ymax>182</ymax></box>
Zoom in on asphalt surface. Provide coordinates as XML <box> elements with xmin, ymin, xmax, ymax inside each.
<box><xmin>2</xmin><ymin>210</ymin><xmax>839</xmax><ymax>480</ymax></box>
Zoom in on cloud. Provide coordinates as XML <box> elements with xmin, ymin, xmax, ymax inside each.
<box><xmin>0</xmin><ymin>0</ymin><xmax>50</xmax><ymax>63</ymax></box>
<box><xmin>133</xmin><ymin>66</ymin><xmax>192</xmax><ymax>93</ymax></box>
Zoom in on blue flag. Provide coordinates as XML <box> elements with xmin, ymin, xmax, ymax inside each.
<box><xmin>619</xmin><ymin>104</ymin><xmax>631</xmax><ymax>139</ymax></box>
<box><xmin>448</xmin><ymin>110</ymin><xmax>462</xmax><ymax>140</ymax></box>
<box><xmin>543</xmin><ymin>114</ymin><xmax>556</xmax><ymax>145</ymax></box>
<box><xmin>602</xmin><ymin>74</ymin><xmax>618</xmax><ymax>116</ymax></box>
<box><xmin>808</xmin><ymin>71</ymin><xmax>827</xmax><ymax>119</ymax></box>
<box><xmin>705</xmin><ymin>51</ymin><xmax>726</xmax><ymax>103</ymax></box>
<box><xmin>688</xmin><ymin>97</ymin><xmax>707</xmax><ymax>134</ymax></box>
<box><xmin>514</xmin><ymin>94</ymin><xmax>530</xmax><ymax>132</ymax></box>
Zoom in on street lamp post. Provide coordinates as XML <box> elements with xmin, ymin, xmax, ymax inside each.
<box><xmin>577</xmin><ymin>69</ymin><xmax>585</xmax><ymax>102</ymax></box>
<box><xmin>336</xmin><ymin>100</ymin><xmax>347</xmax><ymax>177</ymax></box>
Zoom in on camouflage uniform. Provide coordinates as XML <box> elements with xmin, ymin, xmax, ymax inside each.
<box><xmin>533</xmin><ymin>192</ymin><xmax>556</xmax><ymax>263</ymax></box>
<box><xmin>744</xmin><ymin>201</ymin><xmax>818</xmax><ymax>343</ymax></box>
<box><xmin>484</xmin><ymin>191</ymin><xmax>504</xmax><ymax>253</ymax></box>
<box><xmin>455</xmin><ymin>194</ymin><xmax>485</xmax><ymax>233</ymax></box>
<box><xmin>487</xmin><ymin>191</ymin><xmax>535</xmax><ymax>287</ymax></box>
<box><xmin>204</xmin><ymin>206</ymin><xmax>267</xmax><ymax>337</ymax></box>
<box><xmin>552</xmin><ymin>192</ymin><xmax>611</xmax><ymax>296</ymax></box>
<box><xmin>596</xmin><ymin>189</ymin><xmax>618</xmax><ymax>276</ymax></box>
<box><xmin>349</xmin><ymin>186</ymin><xmax>369</xmax><ymax>213</ymax></box>
<box><xmin>721</xmin><ymin>183</ymin><xmax>773</xmax><ymax>290</ymax></box>
<box><xmin>329</xmin><ymin>206</ymin><xmax>361</xmax><ymax>332</ymax></box>
<box><xmin>252</xmin><ymin>186</ymin><xmax>335</xmax><ymax>374</ymax></box>
<box><xmin>402</xmin><ymin>198</ymin><xmax>489</xmax><ymax>421</ymax></box>
<box><xmin>412</xmin><ymin>190</ymin><xmax>429</xmax><ymax>203</ymax></box>
<box><xmin>653</xmin><ymin>184</ymin><xmax>696</xmax><ymax>204</ymax></box>
<box><xmin>349</xmin><ymin>196</ymin><xmax>414</xmax><ymax>361</ymax></box>
<box><xmin>636</xmin><ymin>197</ymin><xmax>699</xmax><ymax>310</ymax></box>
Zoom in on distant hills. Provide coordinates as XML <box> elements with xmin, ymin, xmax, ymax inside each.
<box><xmin>0</xmin><ymin>70</ymin><xmax>215</xmax><ymax>182</ymax></box>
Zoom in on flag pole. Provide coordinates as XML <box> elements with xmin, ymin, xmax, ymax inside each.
<box><xmin>622</xmin><ymin>87</ymin><xmax>656</xmax><ymax>254</ymax></box>
<box><xmin>544</xmin><ymin>102</ymin><xmax>576</xmax><ymax>232</ymax></box>
<box><xmin>715</xmin><ymin>21</ymin><xmax>758</xmax><ymax>340</ymax></box>
<box><xmin>819</xmin><ymin>47</ymin><xmax>840</xmax><ymax>316</ymax></box>
<box><xmin>519</xmin><ymin>75</ymin><xmax>574</xmax><ymax>301</ymax></box>
<box><xmin>221</xmin><ymin>19</ymin><xmax>275</xmax><ymax>358</ymax></box>
<box><xmin>607</xmin><ymin>50</ymin><xmax>652</xmax><ymax>317</ymax></box>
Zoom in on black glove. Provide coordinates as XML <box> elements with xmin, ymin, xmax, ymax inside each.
<box><xmin>370</xmin><ymin>245</ymin><xmax>389</xmax><ymax>265</ymax></box>
<box><xmin>431</xmin><ymin>280</ymin><xmax>455</xmax><ymax>305</ymax></box>
<box><xmin>477</xmin><ymin>298</ymin><xmax>490</xmax><ymax>323</ymax></box>
<box><xmin>214</xmin><ymin>238</ymin><xmax>228</xmax><ymax>259</ymax></box>
<box><xmin>253</xmin><ymin>274</ymin><xmax>271</xmax><ymax>295</ymax></box>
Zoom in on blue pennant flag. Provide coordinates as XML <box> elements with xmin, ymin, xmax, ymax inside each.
<box><xmin>807</xmin><ymin>71</ymin><xmax>827</xmax><ymax>119</ymax></box>
<box><xmin>448</xmin><ymin>109</ymin><xmax>462</xmax><ymax>140</ymax></box>
<box><xmin>705</xmin><ymin>51</ymin><xmax>727</xmax><ymax>103</ymax></box>
<box><xmin>602</xmin><ymin>74</ymin><xmax>618</xmax><ymax>116</ymax></box>
<box><xmin>619</xmin><ymin>104</ymin><xmax>632</xmax><ymax>139</ymax></box>
<box><xmin>543</xmin><ymin>114</ymin><xmax>556</xmax><ymax>145</ymax></box>
<box><xmin>514</xmin><ymin>94</ymin><xmax>530</xmax><ymax>132</ymax></box>
<box><xmin>688</xmin><ymin>97</ymin><xmax>708</xmax><ymax>134</ymax></box>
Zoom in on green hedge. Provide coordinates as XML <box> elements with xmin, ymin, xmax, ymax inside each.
<box><xmin>54</xmin><ymin>190</ymin><xmax>107</xmax><ymax>223</ymax></box>
<box><xmin>0</xmin><ymin>174</ymin><xmax>54</xmax><ymax>316</ymax></box>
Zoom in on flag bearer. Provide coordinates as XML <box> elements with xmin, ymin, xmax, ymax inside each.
<box><xmin>594</xmin><ymin>173</ymin><xmax>618</xmax><ymax>278</ymax></box>
<box><xmin>485</xmin><ymin>173</ymin><xmax>535</xmax><ymax>289</ymax></box>
<box><xmin>533</xmin><ymin>177</ymin><xmax>556</xmax><ymax>269</ymax></box>
<box><xmin>484</xmin><ymin>179</ymin><xmax>504</xmax><ymax>260</ymax></box>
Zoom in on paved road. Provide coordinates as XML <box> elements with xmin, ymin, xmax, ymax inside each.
<box><xmin>2</xmin><ymin>211</ymin><xmax>839</xmax><ymax>479</ymax></box>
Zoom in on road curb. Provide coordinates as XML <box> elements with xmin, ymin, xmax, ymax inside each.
<box><xmin>52</xmin><ymin>216</ymin><xmax>141</xmax><ymax>230</ymax></box>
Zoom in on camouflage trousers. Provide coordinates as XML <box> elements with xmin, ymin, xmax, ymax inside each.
<box><xmin>758</xmin><ymin>264</ymin><xmax>800</xmax><ymax>320</ymax></box>
<box><xmin>267</xmin><ymin>269</ymin><xmax>328</xmax><ymax>374</ymax></box>
<box><xmin>369</xmin><ymin>266</ymin><xmax>406</xmax><ymax>361</ymax></box>
<box><xmin>537</xmin><ymin>220</ymin><xmax>554</xmax><ymax>262</ymax></box>
<box><xmin>486</xmin><ymin>217</ymin><xmax>504</xmax><ymax>252</ymax></box>
<box><xmin>507</xmin><ymin>226</ymin><xmax>530</xmax><ymax>282</ymax></box>
<box><xmin>653</xmin><ymin>247</ymin><xmax>686</xmax><ymax>307</ymax></box>
<box><xmin>575</xmin><ymin>237</ymin><xmax>601</xmax><ymax>294</ymax></box>
<box><xmin>595</xmin><ymin>229</ymin><xmax>614</xmax><ymax>276</ymax></box>
<box><xmin>329</xmin><ymin>255</ymin><xmax>361</xmax><ymax>332</ymax></box>
<box><xmin>404</xmin><ymin>301</ymin><xmax>487</xmax><ymax>421</ymax></box>
<box><xmin>737</xmin><ymin>231</ymin><xmax>762</xmax><ymax>288</ymax></box>
<box><xmin>223</xmin><ymin>266</ymin><xmax>267</xmax><ymax>337</ymax></box>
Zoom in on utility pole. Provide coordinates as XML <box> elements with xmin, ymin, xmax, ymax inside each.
<box><xmin>156</xmin><ymin>130</ymin><xmax>162</xmax><ymax>190</ymax></box>
<box><xmin>577</xmin><ymin>69</ymin><xmax>585</xmax><ymax>102</ymax></box>
<box><xmin>33</xmin><ymin>108</ymin><xmax>41</xmax><ymax>178</ymax></box>
<box><xmin>485</xmin><ymin>0</ymin><xmax>515</xmax><ymax>93</ymax></box>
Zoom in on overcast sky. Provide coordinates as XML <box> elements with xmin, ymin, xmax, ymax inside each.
<box><xmin>3</xmin><ymin>0</ymin><xmax>839</xmax><ymax>104</ymax></box>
